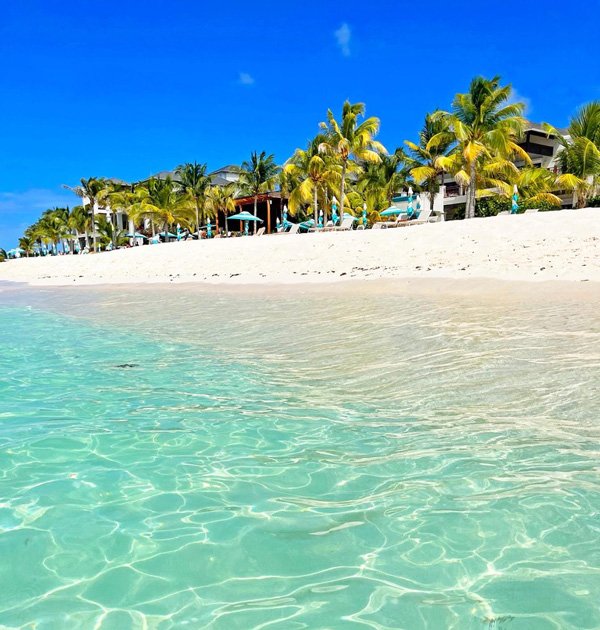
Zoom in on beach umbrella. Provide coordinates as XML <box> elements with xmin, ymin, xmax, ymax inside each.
<box><xmin>228</xmin><ymin>211</ymin><xmax>263</xmax><ymax>222</ymax></box>
<box><xmin>407</xmin><ymin>187</ymin><xmax>414</xmax><ymax>217</ymax></box>
<box><xmin>380</xmin><ymin>206</ymin><xmax>405</xmax><ymax>217</ymax></box>
<box><xmin>282</xmin><ymin>205</ymin><xmax>289</xmax><ymax>230</ymax></box>
<box><xmin>176</xmin><ymin>224</ymin><xmax>182</xmax><ymax>241</ymax></box>
<box><xmin>206</xmin><ymin>221</ymin><xmax>212</xmax><ymax>238</ymax></box>
<box><xmin>228</xmin><ymin>210</ymin><xmax>263</xmax><ymax>236</ymax></box>
<box><xmin>125</xmin><ymin>232</ymin><xmax>148</xmax><ymax>239</ymax></box>
<box><xmin>332</xmin><ymin>196</ymin><xmax>339</xmax><ymax>224</ymax></box>
<box><xmin>416</xmin><ymin>195</ymin><xmax>422</xmax><ymax>218</ymax></box>
<box><xmin>276</xmin><ymin>217</ymin><xmax>281</xmax><ymax>232</ymax></box>
<box><xmin>511</xmin><ymin>185</ymin><xmax>519</xmax><ymax>214</ymax></box>
<box><xmin>362</xmin><ymin>203</ymin><xmax>368</xmax><ymax>228</ymax></box>
<box><xmin>158</xmin><ymin>231</ymin><xmax>178</xmax><ymax>239</ymax></box>
<box><xmin>318</xmin><ymin>209</ymin><xmax>324</xmax><ymax>228</ymax></box>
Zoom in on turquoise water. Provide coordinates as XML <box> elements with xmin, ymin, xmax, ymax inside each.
<box><xmin>1</xmin><ymin>283</ymin><xmax>600</xmax><ymax>629</ymax></box>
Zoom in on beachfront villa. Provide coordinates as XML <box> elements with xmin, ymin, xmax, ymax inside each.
<box><xmin>70</xmin><ymin>120</ymin><xmax>575</xmax><ymax>246</ymax></box>
<box><xmin>438</xmin><ymin>122</ymin><xmax>572</xmax><ymax>218</ymax></box>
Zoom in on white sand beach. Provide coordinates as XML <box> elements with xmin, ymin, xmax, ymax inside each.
<box><xmin>2</xmin><ymin>209</ymin><xmax>600</xmax><ymax>287</ymax></box>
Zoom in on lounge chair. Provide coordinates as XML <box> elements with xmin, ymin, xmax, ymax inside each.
<box><xmin>333</xmin><ymin>216</ymin><xmax>355</xmax><ymax>231</ymax></box>
<box><xmin>286</xmin><ymin>224</ymin><xmax>300</xmax><ymax>234</ymax></box>
<box><xmin>372</xmin><ymin>214</ymin><xmax>409</xmax><ymax>229</ymax></box>
<box><xmin>497</xmin><ymin>211</ymin><xmax>510</xmax><ymax>216</ymax></box>
<box><xmin>397</xmin><ymin>207</ymin><xmax>435</xmax><ymax>226</ymax></box>
<box><xmin>308</xmin><ymin>220</ymin><xmax>333</xmax><ymax>233</ymax></box>
<box><xmin>524</xmin><ymin>208</ymin><xmax>539</xmax><ymax>213</ymax></box>
<box><xmin>255</xmin><ymin>227</ymin><xmax>266</xmax><ymax>236</ymax></box>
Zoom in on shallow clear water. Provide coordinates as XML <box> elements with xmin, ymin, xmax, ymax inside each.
<box><xmin>1</xmin><ymin>282</ymin><xmax>600</xmax><ymax>629</ymax></box>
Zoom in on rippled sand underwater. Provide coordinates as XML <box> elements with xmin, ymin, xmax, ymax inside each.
<box><xmin>1</xmin><ymin>281</ymin><xmax>600</xmax><ymax>629</ymax></box>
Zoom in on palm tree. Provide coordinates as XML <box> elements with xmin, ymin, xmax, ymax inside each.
<box><xmin>405</xmin><ymin>112</ymin><xmax>455</xmax><ymax>215</ymax></box>
<box><xmin>481</xmin><ymin>165</ymin><xmax>581</xmax><ymax>211</ymax></box>
<box><xmin>63</xmin><ymin>177</ymin><xmax>107</xmax><ymax>252</ymax></box>
<box><xmin>284</xmin><ymin>135</ymin><xmax>340</xmax><ymax>222</ymax></box>
<box><xmin>0</xmin><ymin>249</ymin><xmax>6</xmax><ymax>262</ymax></box>
<box><xmin>319</xmin><ymin>101</ymin><xmax>386</xmax><ymax>219</ymax></box>
<box><xmin>357</xmin><ymin>150</ymin><xmax>409</xmax><ymax>213</ymax></box>
<box><xmin>107</xmin><ymin>183</ymin><xmax>138</xmax><ymax>246</ymax></box>
<box><xmin>95</xmin><ymin>215</ymin><xmax>129</xmax><ymax>249</ymax></box>
<box><xmin>51</xmin><ymin>207</ymin><xmax>71</xmax><ymax>253</ymax></box>
<box><xmin>130</xmin><ymin>177</ymin><xmax>191</xmax><ymax>235</ymax></box>
<box><xmin>18</xmin><ymin>236</ymin><xmax>35</xmax><ymax>257</ymax></box>
<box><xmin>32</xmin><ymin>208</ymin><xmax>71</xmax><ymax>254</ymax></box>
<box><xmin>204</xmin><ymin>185</ymin><xmax>236</xmax><ymax>234</ymax></box>
<box><xmin>544</xmin><ymin>101</ymin><xmax>600</xmax><ymax>207</ymax></box>
<box><xmin>434</xmin><ymin>76</ymin><xmax>530</xmax><ymax>219</ymax></box>
<box><xmin>68</xmin><ymin>205</ymin><xmax>92</xmax><ymax>251</ymax></box>
<box><xmin>238</xmin><ymin>151</ymin><xmax>279</xmax><ymax>233</ymax></box>
<box><xmin>175</xmin><ymin>162</ymin><xmax>212</xmax><ymax>237</ymax></box>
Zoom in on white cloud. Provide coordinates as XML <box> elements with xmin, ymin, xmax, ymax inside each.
<box><xmin>238</xmin><ymin>72</ymin><xmax>255</xmax><ymax>86</ymax></box>
<box><xmin>334</xmin><ymin>23</ymin><xmax>351</xmax><ymax>57</ymax></box>
<box><xmin>508</xmin><ymin>88</ymin><xmax>531</xmax><ymax>115</ymax></box>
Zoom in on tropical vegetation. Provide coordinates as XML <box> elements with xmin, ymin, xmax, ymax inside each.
<box><xmin>237</xmin><ymin>151</ymin><xmax>279</xmax><ymax>233</ymax></box>
<box><xmin>8</xmin><ymin>75</ymin><xmax>599</xmax><ymax>256</ymax></box>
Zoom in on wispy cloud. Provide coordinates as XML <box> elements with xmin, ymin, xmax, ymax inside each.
<box><xmin>509</xmin><ymin>88</ymin><xmax>532</xmax><ymax>115</ymax></box>
<box><xmin>334</xmin><ymin>23</ymin><xmax>351</xmax><ymax>57</ymax></box>
<box><xmin>238</xmin><ymin>72</ymin><xmax>255</xmax><ymax>86</ymax></box>
<box><xmin>0</xmin><ymin>188</ymin><xmax>76</xmax><ymax>248</ymax></box>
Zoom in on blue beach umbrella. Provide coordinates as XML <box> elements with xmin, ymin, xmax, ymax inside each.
<box><xmin>318</xmin><ymin>209</ymin><xmax>324</xmax><ymax>228</ymax></box>
<box><xmin>380</xmin><ymin>206</ymin><xmax>405</xmax><ymax>217</ymax></box>
<box><xmin>282</xmin><ymin>205</ymin><xmax>289</xmax><ymax>229</ymax></box>
<box><xmin>276</xmin><ymin>217</ymin><xmax>281</xmax><ymax>232</ymax></box>
<box><xmin>362</xmin><ymin>203</ymin><xmax>368</xmax><ymax>227</ymax></box>
<box><xmin>407</xmin><ymin>187</ymin><xmax>414</xmax><ymax>217</ymax></box>
<box><xmin>176</xmin><ymin>224</ymin><xmax>182</xmax><ymax>241</ymax></box>
<box><xmin>206</xmin><ymin>221</ymin><xmax>212</xmax><ymax>238</ymax></box>
<box><xmin>511</xmin><ymin>185</ymin><xmax>519</xmax><ymax>214</ymax></box>
<box><xmin>332</xmin><ymin>196</ymin><xmax>339</xmax><ymax>224</ymax></box>
<box><xmin>228</xmin><ymin>211</ymin><xmax>263</xmax><ymax>236</ymax></box>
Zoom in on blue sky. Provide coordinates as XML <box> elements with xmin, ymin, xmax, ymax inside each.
<box><xmin>1</xmin><ymin>0</ymin><xmax>598</xmax><ymax>248</ymax></box>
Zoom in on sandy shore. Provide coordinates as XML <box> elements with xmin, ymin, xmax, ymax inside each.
<box><xmin>2</xmin><ymin>209</ymin><xmax>599</xmax><ymax>287</ymax></box>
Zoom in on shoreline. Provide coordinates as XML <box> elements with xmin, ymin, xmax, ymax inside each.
<box><xmin>2</xmin><ymin>210</ymin><xmax>600</xmax><ymax>289</ymax></box>
<box><xmin>3</xmin><ymin>276</ymin><xmax>600</xmax><ymax>303</ymax></box>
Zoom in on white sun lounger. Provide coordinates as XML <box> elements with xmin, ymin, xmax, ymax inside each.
<box><xmin>397</xmin><ymin>207</ymin><xmax>434</xmax><ymax>226</ymax></box>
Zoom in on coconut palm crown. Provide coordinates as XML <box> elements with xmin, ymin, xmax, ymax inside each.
<box><xmin>237</xmin><ymin>151</ymin><xmax>279</xmax><ymax>232</ymax></box>
<box><xmin>433</xmin><ymin>76</ymin><xmax>530</xmax><ymax>218</ymax></box>
<box><xmin>319</xmin><ymin>101</ymin><xmax>386</xmax><ymax>218</ymax></box>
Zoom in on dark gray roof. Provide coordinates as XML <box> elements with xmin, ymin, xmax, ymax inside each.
<box><xmin>210</xmin><ymin>175</ymin><xmax>234</xmax><ymax>186</ymax></box>
<box><xmin>525</xmin><ymin>121</ymin><xmax>568</xmax><ymax>136</ymax></box>
<box><xmin>209</xmin><ymin>164</ymin><xmax>239</xmax><ymax>175</ymax></box>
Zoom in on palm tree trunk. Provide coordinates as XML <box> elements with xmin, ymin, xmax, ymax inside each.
<box><xmin>339</xmin><ymin>161</ymin><xmax>347</xmax><ymax>219</ymax></box>
<box><xmin>253</xmin><ymin>195</ymin><xmax>258</xmax><ymax>234</ymax></box>
<box><xmin>195</xmin><ymin>200</ymin><xmax>200</xmax><ymax>238</ymax></box>
<box><xmin>313</xmin><ymin>185</ymin><xmax>318</xmax><ymax>224</ymax></box>
<box><xmin>466</xmin><ymin>162</ymin><xmax>476</xmax><ymax>219</ymax></box>
<box><xmin>91</xmin><ymin>203</ymin><xmax>97</xmax><ymax>252</ymax></box>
